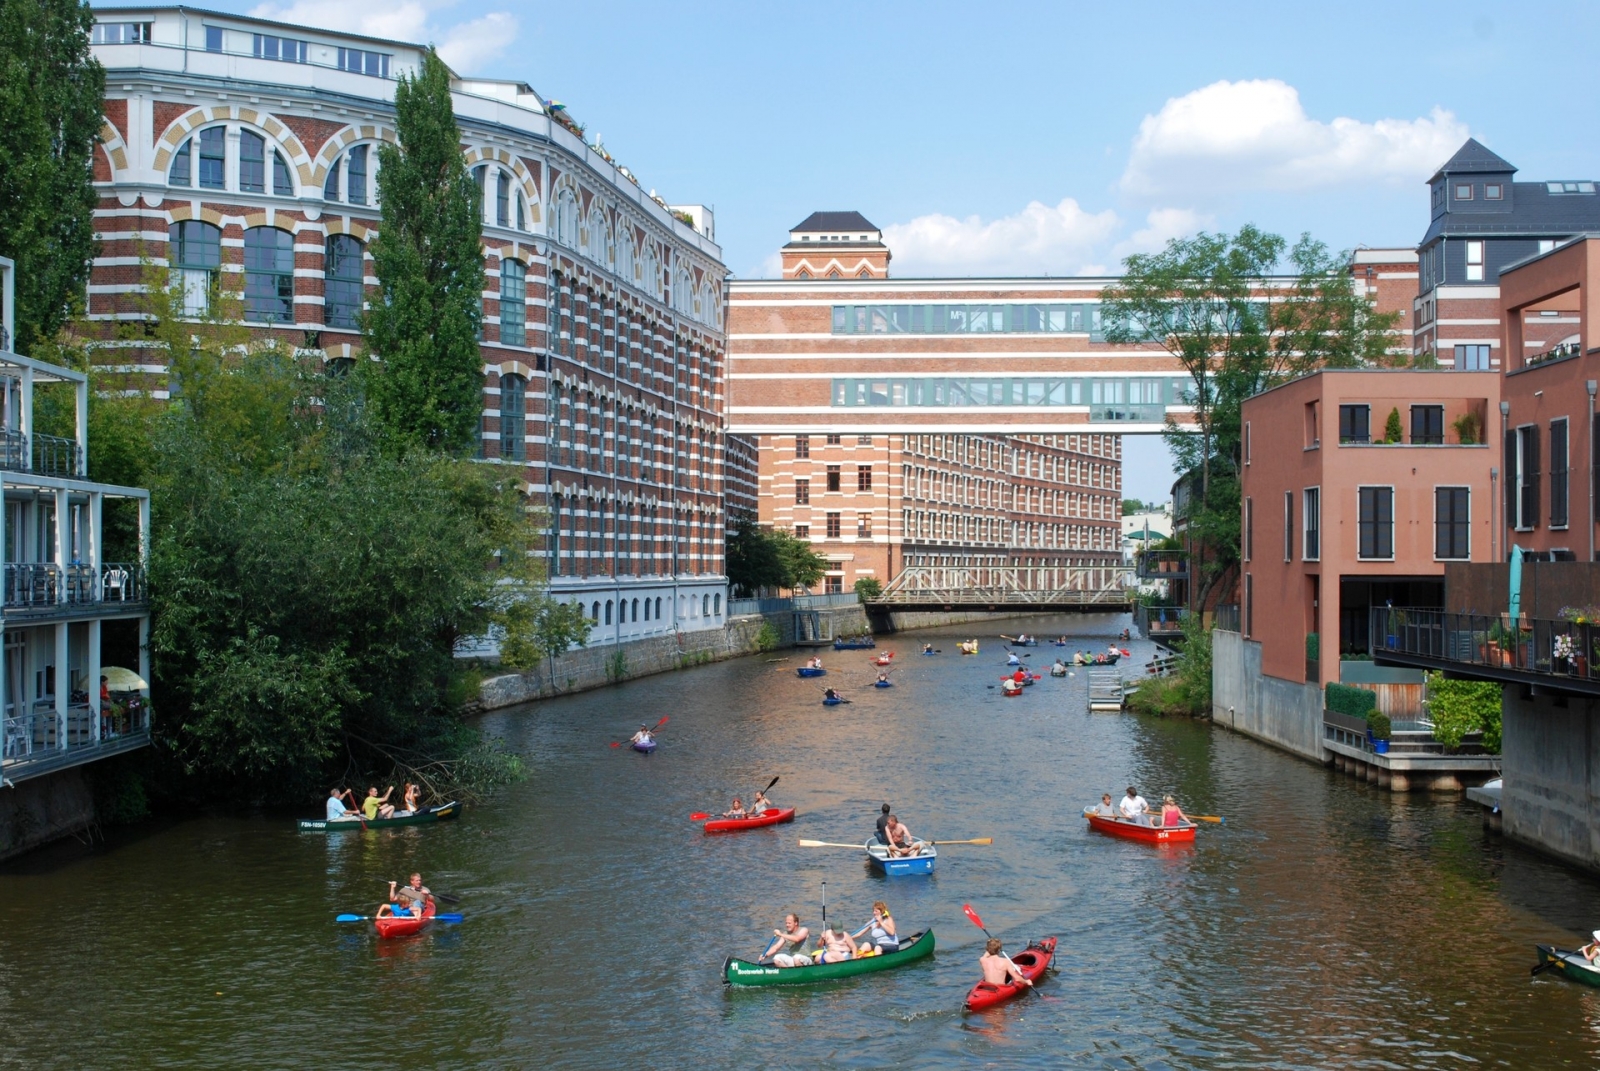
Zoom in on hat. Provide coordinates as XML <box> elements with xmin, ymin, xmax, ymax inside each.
<box><xmin>1592</xmin><ymin>929</ymin><xmax>1600</xmax><ymax>943</ymax></box>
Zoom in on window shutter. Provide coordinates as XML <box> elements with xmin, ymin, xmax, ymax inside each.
<box><xmin>1530</xmin><ymin>429</ymin><xmax>1541</xmax><ymax>527</ymax></box>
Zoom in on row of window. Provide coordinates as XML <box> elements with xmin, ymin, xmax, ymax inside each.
<box><xmin>792</xmin><ymin>434</ymin><xmax>875</xmax><ymax>457</ymax></box>
<box><xmin>833</xmin><ymin>304</ymin><xmax>1106</xmax><ymax>338</ymax></box>
<box><xmin>169</xmin><ymin>222</ymin><xmax>364</xmax><ymax>325</ymax></box>
<box><xmin>549</xmin><ymin>501</ymin><xmax>720</xmax><ymax>579</ymax></box>
<box><xmin>793</xmin><ymin>466</ymin><xmax>873</xmax><ymax>502</ymax></box>
<box><xmin>573</xmin><ymin>593</ymin><xmax>722</xmax><ymax>628</ymax></box>
<box><xmin>831</xmin><ymin>376</ymin><xmax>1184</xmax><ymax>411</ymax></box>
<box><xmin>1335</xmin><ymin>404</ymin><xmax>1450</xmax><ymax>445</ymax></box>
<box><xmin>1243</xmin><ymin>485</ymin><xmax>1471</xmax><ymax>563</ymax></box>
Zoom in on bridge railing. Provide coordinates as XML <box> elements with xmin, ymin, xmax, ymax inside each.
<box><xmin>873</xmin><ymin>564</ymin><xmax>1130</xmax><ymax>605</ymax></box>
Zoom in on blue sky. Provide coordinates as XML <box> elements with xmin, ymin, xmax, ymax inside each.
<box><xmin>104</xmin><ymin>0</ymin><xmax>1600</xmax><ymax>501</ymax></box>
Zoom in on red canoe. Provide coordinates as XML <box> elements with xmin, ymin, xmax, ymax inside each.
<box><xmin>1084</xmin><ymin>810</ymin><xmax>1196</xmax><ymax>844</ymax></box>
<box><xmin>965</xmin><ymin>936</ymin><xmax>1057</xmax><ymax>1011</ymax></box>
<box><xmin>702</xmin><ymin>807</ymin><xmax>797</xmax><ymax>834</ymax></box>
<box><xmin>374</xmin><ymin>899</ymin><xmax>436</xmax><ymax>939</ymax></box>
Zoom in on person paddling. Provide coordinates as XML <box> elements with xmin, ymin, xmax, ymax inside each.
<box><xmin>630</xmin><ymin>724</ymin><xmax>654</xmax><ymax>747</ymax></box>
<box><xmin>980</xmin><ymin>937</ymin><xmax>1033</xmax><ymax>989</ymax></box>
<box><xmin>769</xmin><ymin>913</ymin><xmax>812</xmax><ymax>967</ymax></box>
<box><xmin>723</xmin><ymin>797</ymin><xmax>746</xmax><ymax>819</ymax></box>
<box><xmin>1582</xmin><ymin>930</ymin><xmax>1600</xmax><ymax>963</ymax></box>
<box><xmin>390</xmin><ymin>873</ymin><xmax>434</xmax><ymax>914</ymax></box>
<box><xmin>1119</xmin><ymin>786</ymin><xmax>1151</xmax><ymax>824</ymax></box>
<box><xmin>1160</xmin><ymin>794</ymin><xmax>1190</xmax><ymax>827</ymax></box>
<box><xmin>851</xmin><ymin>900</ymin><xmax>899</xmax><ymax>954</ymax></box>
<box><xmin>884</xmin><ymin>814</ymin><xmax>923</xmax><ymax>857</ymax></box>
<box><xmin>751</xmin><ymin>791</ymin><xmax>773</xmax><ymax>816</ymax></box>
<box><xmin>326</xmin><ymin>787</ymin><xmax>360</xmax><ymax>822</ymax></box>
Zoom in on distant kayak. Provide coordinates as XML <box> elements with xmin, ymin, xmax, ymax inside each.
<box><xmin>797</xmin><ymin>667</ymin><xmax>827</xmax><ymax>678</ymax></box>
<box><xmin>375</xmin><ymin>900</ymin><xmax>435</xmax><ymax>939</ymax></box>
<box><xmin>965</xmin><ymin>936</ymin><xmax>1056</xmax><ymax>1011</ymax></box>
<box><xmin>874</xmin><ymin>680</ymin><xmax>894</xmax><ymax>688</ymax></box>
<box><xmin>822</xmin><ymin>696</ymin><xmax>844</xmax><ymax>706</ymax></box>
<box><xmin>632</xmin><ymin>739</ymin><xmax>657</xmax><ymax>754</ymax></box>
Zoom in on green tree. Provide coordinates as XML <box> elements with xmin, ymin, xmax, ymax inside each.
<box><xmin>725</xmin><ymin>510</ymin><xmax>784</xmax><ymax>596</ymax></box>
<box><xmin>499</xmin><ymin>595</ymin><xmax>592</xmax><ymax>689</ymax></box>
<box><xmin>1122</xmin><ymin>498</ymin><xmax>1145</xmax><ymax>515</ymax></box>
<box><xmin>853</xmin><ymin>577</ymin><xmax>882</xmax><ymax>600</ymax></box>
<box><xmin>0</xmin><ymin>0</ymin><xmax>105</xmax><ymax>353</ymax></box>
<box><xmin>1383</xmin><ymin>407</ymin><xmax>1403</xmax><ymax>444</ymax></box>
<box><xmin>772</xmin><ymin>528</ymin><xmax>827</xmax><ymax>591</ymax></box>
<box><xmin>365</xmin><ymin>50</ymin><xmax>484</xmax><ymax>454</ymax></box>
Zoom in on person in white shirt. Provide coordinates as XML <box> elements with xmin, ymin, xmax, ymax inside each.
<box><xmin>325</xmin><ymin>787</ymin><xmax>359</xmax><ymax>822</ymax></box>
<box><xmin>1119</xmin><ymin>786</ymin><xmax>1150</xmax><ymax>824</ymax></box>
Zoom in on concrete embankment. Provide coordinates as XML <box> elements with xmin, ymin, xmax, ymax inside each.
<box><xmin>0</xmin><ymin>767</ymin><xmax>95</xmax><ymax>860</ymax></box>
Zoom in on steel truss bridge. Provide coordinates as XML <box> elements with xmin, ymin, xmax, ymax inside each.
<box><xmin>867</xmin><ymin>564</ymin><xmax>1131</xmax><ymax>614</ymax></box>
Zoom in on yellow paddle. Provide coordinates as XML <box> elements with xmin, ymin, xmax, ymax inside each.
<box><xmin>798</xmin><ymin>839</ymin><xmax>868</xmax><ymax>849</ymax></box>
<box><xmin>1188</xmin><ymin>815</ymin><xmax>1225</xmax><ymax>824</ymax></box>
<box><xmin>930</xmin><ymin>838</ymin><xmax>993</xmax><ymax>845</ymax></box>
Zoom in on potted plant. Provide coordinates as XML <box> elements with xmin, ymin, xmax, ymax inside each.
<box><xmin>1486</xmin><ymin>620</ymin><xmax>1513</xmax><ymax>666</ymax></box>
<box><xmin>1452</xmin><ymin>411</ymin><xmax>1482</xmax><ymax>445</ymax></box>
<box><xmin>1368</xmin><ymin>710</ymin><xmax>1391</xmax><ymax>754</ymax></box>
<box><xmin>1385</xmin><ymin>607</ymin><xmax>1407</xmax><ymax>650</ymax></box>
<box><xmin>1382</xmin><ymin>407</ymin><xmax>1404</xmax><ymax>444</ymax></box>
<box><xmin>1554</xmin><ymin>632</ymin><xmax>1576</xmax><ymax>675</ymax></box>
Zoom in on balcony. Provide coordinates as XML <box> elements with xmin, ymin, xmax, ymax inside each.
<box><xmin>2</xmin><ymin>562</ymin><xmax>147</xmax><ymax>618</ymax></box>
<box><xmin>1137</xmin><ymin>549</ymin><xmax>1188</xmax><ymax>579</ymax></box>
<box><xmin>1135</xmin><ymin>603</ymin><xmax>1188</xmax><ymax>644</ymax></box>
<box><xmin>1369</xmin><ymin>606</ymin><xmax>1600</xmax><ymax>697</ymax></box>
<box><xmin>2</xmin><ymin>702</ymin><xmax>150</xmax><ymax>783</ymax></box>
<box><xmin>0</xmin><ymin>429</ymin><xmax>83</xmax><ymax>479</ymax></box>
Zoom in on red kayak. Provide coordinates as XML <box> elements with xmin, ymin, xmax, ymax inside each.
<box><xmin>1084</xmin><ymin>810</ymin><xmax>1196</xmax><ymax>844</ymax></box>
<box><xmin>374</xmin><ymin>900</ymin><xmax>436</xmax><ymax>939</ymax></box>
<box><xmin>702</xmin><ymin>807</ymin><xmax>796</xmax><ymax>834</ymax></box>
<box><xmin>965</xmin><ymin>936</ymin><xmax>1056</xmax><ymax>1011</ymax></box>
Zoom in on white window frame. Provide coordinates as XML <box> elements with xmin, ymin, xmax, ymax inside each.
<box><xmin>1302</xmin><ymin>486</ymin><xmax>1320</xmax><ymax>562</ymax></box>
<box><xmin>1465</xmin><ymin>240</ymin><xmax>1485</xmax><ymax>282</ymax></box>
<box><xmin>1283</xmin><ymin>489</ymin><xmax>1293</xmax><ymax>562</ymax></box>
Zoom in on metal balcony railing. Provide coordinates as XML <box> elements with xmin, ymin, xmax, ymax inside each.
<box><xmin>2</xmin><ymin>562</ymin><xmax>146</xmax><ymax>612</ymax></box>
<box><xmin>32</xmin><ymin>433</ymin><xmax>83</xmax><ymax>478</ymax></box>
<box><xmin>1369</xmin><ymin>606</ymin><xmax>1600</xmax><ymax>689</ymax></box>
<box><xmin>1137</xmin><ymin>549</ymin><xmax>1188</xmax><ymax>579</ymax></box>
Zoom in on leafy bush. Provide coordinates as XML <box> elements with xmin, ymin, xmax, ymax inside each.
<box><xmin>1427</xmin><ymin>672</ymin><xmax>1502</xmax><ymax>751</ymax></box>
<box><xmin>1325</xmin><ymin>682</ymin><xmax>1377</xmax><ymax>718</ymax></box>
<box><xmin>1306</xmin><ymin>632</ymin><xmax>1319</xmax><ymax>661</ymax></box>
<box><xmin>854</xmin><ymin>577</ymin><xmax>883</xmax><ymax>600</ymax></box>
<box><xmin>1367</xmin><ymin>710</ymin><xmax>1391</xmax><ymax>740</ymax></box>
<box><xmin>755</xmin><ymin>621</ymin><xmax>781</xmax><ymax>652</ymax></box>
<box><xmin>1452</xmin><ymin>411</ymin><xmax>1481</xmax><ymax>445</ymax></box>
<box><xmin>1126</xmin><ymin>613</ymin><xmax>1211</xmax><ymax>716</ymax></box>
<box><xmin>1383</xmin><ymin>407</ymin><xmax>1403</xmax><ymax>443</ymax></box>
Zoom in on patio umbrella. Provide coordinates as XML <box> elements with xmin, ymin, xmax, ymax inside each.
<box><xmin>100</xmin><ymin>666</ymin><xmax>147</xmax><ymax>691</ymax></box>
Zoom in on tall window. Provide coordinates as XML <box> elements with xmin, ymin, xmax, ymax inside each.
<box><xmin>1513</xmin><ymin>425</ymin><xmax>1540</xmax><ymax>530</ymax></box>
<box><xmin>826</xmin><ymin>512</ymin><xmax>841</xmax><ymax>538</ymax></box>
<box><xmin>324</xmin><ymin>159</ymin><xmax>341</xmax><ymax>201</ymax></box>
<box><xmin>1303</xmin><ymin>487</ymin><xmax>1320</xmax><ymax>561</ymax></box>
<box><xmin>272</xmin><ymin>149</ymin><xmax>292</xmax><ymax>195</ymax></box>
<box><xmin>239</xmin><ymin>131</ymin><xmax>267</xmax><ymax>193</ymax></box>
<box><xmin>1358</xmin><ymin>487</ymin><xmax>1394</xmax><ymax>560</ymax></box>
<box><xmin>795</xmin><ymin>479</ymin><xmax>809</xmax><ymax>505</ymax></box>
<box><xmin>795</xmin><ymin>434</ymin><xmax>810</xmax><ymax>459</ymax></box>
<box><xmin>324</xmin><ymin>235</ymin><xmax>364</xmax><ymax>329</ymax></box>
<box><xmin>857</xmin><ymin>513</ymin><xmax>872</xmax><ymax>538</ymax></box>
<box><xmin>342</xmin><ymin>146</ymin><xmax>367</xmax><ymax>205</ymax></box>
<box><xmin>1551</xmin><ymin>418</ymin><xmax>1570</xmax><ymax>528</ymax></box>
<box><xmin>826</xmin><ymin>465</ymin><xmax>841</xmax><ymax>492</ymax></box>
<box><xmin>169</xmin><ymin>137</ymin><xmax>193</xmax><ymax>186</ymax></box>
<box><xmin>337</xmin><ymin>47</ymin><xmax>390</xmax><ymax>77</ymax></box>
<box><xmin>500</xmin><ymin>260</ymin><xmax>527</xmax><ymax>346</ymax></box>
<box><xmin>1338</xmin><ymin>404</ymin><xmax>1370</xmax><ymax>444</ymax></box>
<box><xmin>168</xmin><ymin>221</ymin><xmax>221</xmax><ymax>316</ymax></box>
<box><xmin>197</xmin><ymin>127</ymin><xmax>225</xmax><ymax>189</ymax></box>
<box><xmin>1410</xmin><ymin>405</ymin><xmax>1444</xmax><ymax>445</ymax></box>
<box><xmin>1455</xmin><ymin>344</ymin><xmax>1490</xmax><ymax>371</ymax></box>
<box><xmin>496</xmin><ymin>170</ymin><xmax>510</xmax><ymax>228</ymax></box>
<box><xmin>1243</xmin><ymin>497</ymin><xmax>1253</xmax><ymax>561</ymax></box>
<box><xmin>500</xmin><ymin>373</ymin><xmax>525</xmax><ymax>461</ymax></box>
<box><xmin>857</xmin><ymin>465</ymin><xmax>872</xmax><ymax>491</ymax></box>
<box><xmin>1435</xmin><ymin>487</ymin><xmax>1470</xmax><ymax>560</ymax></box>
<box><xmin>243</xmin><ymin>227</ymin><xmax>294</xmax><ymax>322</ymax></box>
<box><xmin>1465</xmin><ymin>240</ymin><xmax>1485</xmax><ymax>282</ymax></box>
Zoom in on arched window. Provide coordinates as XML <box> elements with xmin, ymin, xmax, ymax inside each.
<box><xmin>500</xmin><ymin>260</ymin><xmax>526</xmax><ymax>346</ymax></box>
<box><xmin>555</xmin><ymin>188</ymin><xmax>579</xmax><ymax>247</ymax></box>
<box><xmin>500</xmin><ymin>372</ymin><xmax>525</xmax><ymax>461</ymax></box>
<box><xmin>702</xmin><ymin>593</ymin><xmax>709</xmax><ymax>616</ymax></box>
<box><xmin>795</xmin><ymin>268</ymin><xmax>810</xmax><ymax>279</ymax></box>
<box><xmin>197</xmin><ymin>127</ymin><xmax>225</xmax><ymax>189</ymax></box>
<box><xmin>243</xmin><ymin>227</ymin><xmax>295</xmax><ymax>323</ymax></box>
<box><xmin>495</xmin><ymin>170</ymin><xmax>511</xmax><ymax>228</ymax></box>
<box><xmin>588</xmin><ymin>208</ymin><xmax>609</xmax><ymax>263</ymax></box>
<box><xmin>324</xmin><ymin>235</ymin><xmax>364</xmax><ymax>329</ymax></box>
<box><xmin>326</xmin><ymin>145</ymin><xmax>373</xmax><ymax>204</ymax></box>
<box><xmin>617</xmin><ymin>226</ymin><xmax>635</xmax><ymax>282</ymax></box>
<box><xmin>643</xmin><ymin>598</ymin><xmax>650</xmax><ymax>621</ymax></box>
<box><xmin>592</xmin><ymin>601</ymin><xmax>600</xmax><ymax>622</ymax></box>
<box><xmin>655</xmin><ymin>596</ymin><xmax>662</xmax><ymax>619</ymax></box>
<box><xmin>631</xmin><ymin>598</ymin><xmax>639</xmax><ymax>622</ymax></box>
<box><xmin>674</xmin><ymin>270</ymin><xmax>692</xmax><ymax>314</ymax></box>
<box><xmin>169</xmin><ymin>221</ymin><xmax>221</xmax><ymax>316</ymax></box>
<box><xmin>714</xmin><ymin>593</ymin><xmax>721</xmax><ymax>616</ymax></box>
<box><xmin>605</xmin><ymin>600</ymin><xmax>612</xmax><ymax>625</ymax></box>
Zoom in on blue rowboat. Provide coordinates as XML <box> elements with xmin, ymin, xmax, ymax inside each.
<box><xmin>873</xmin><ymin>680</ymin><xmax>894</xmax><ymax>688</ymax></box>
<box><xmin>797</xmin><ymin>667</ymin><xmax>827</xmax><ymax>678</ymax></box>
<box><xmin>865</xmin><ymin>840</ymin><xmax>936</xmax><ymax>875</ymax></box>
<box><xmin>822</xmin><ymin>697</ymin><xmax>843</xmax><ymax>706</ymax></box>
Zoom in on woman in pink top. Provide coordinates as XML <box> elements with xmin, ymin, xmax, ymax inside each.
<box><xmin>1161</xmin><ymin>795</ymin><xmax>1190</xmax><ymax>827</ymax></box>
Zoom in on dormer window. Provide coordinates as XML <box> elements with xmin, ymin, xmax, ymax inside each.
<box><xmin>1485</xmin><ymin>183</ymin><xmax>1503</xmax><ymax>200</ymax></box>
<box><xmin>1455</xmin><ymin>183</ymin><xmax>1473</xmax><ymax>200</ymax></box>
<box><xmin>1548</xmin><ymin>182</ymin><xmax>1597</xmax><ymax>195</ymax></box>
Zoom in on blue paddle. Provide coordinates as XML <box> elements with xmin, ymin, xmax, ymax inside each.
<box><xmin>337</xmin><ymin>912</ymin><xmax>462</xmax><ymax>923</ymax></box>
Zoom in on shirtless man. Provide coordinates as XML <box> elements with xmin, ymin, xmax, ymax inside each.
<box><xmin>980</xmin><ymin>938</ymin><xmax>1033</xmax><ymax>988</ymax></box>
<box><xmin>389</xmin><ymin>873</ymin><xmax>434</xmax><ymax>914</ymax></box>
<box><xmin>883</xmin><ymin>814</ymin><xmax>923</xmax><ymax>857</ymax></box>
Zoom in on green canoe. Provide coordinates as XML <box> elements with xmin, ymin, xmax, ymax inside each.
<box><xmin>723</xmin><ymin>929</ymin><xmax>935</xmax><ymax>987</ymax></box>
<box><xmin>297</xmin><ymin>801</ymin><xmax>461</xmax><ymax>832</ymax></box>
<box><xmin>1536</xmin><ymin>944</ymin><xmax>1600</xmax><ymax>986</ymax></box>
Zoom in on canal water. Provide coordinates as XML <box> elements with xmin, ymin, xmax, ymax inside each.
<box><xmin>3</xmin><ymin>616</ymin><xmax>1600</xmax><ymax>1069</ymax></box>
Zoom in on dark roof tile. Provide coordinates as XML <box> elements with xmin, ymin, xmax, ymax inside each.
<box><xmin>1428</xmin><ymin>138</ymin><xmax>1517</xmax><ymax>182</ymax></box>
<box><xmin>792</xmin><ymin>211</ymin><xmax>879</xmax><ymax>233</ymax></box>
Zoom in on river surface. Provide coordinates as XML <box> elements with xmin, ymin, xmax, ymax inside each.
<box><xmin>4</xmin><ymin>616</ymin><xmax>1600</xmax><ymax>1069</ymax></box>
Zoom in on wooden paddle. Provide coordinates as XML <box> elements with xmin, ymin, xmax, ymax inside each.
<box><xmin>692</xmin><ymin>776</ymin><xmax>780</xmax><ymax>821</ymax></box>
<box><xmin>610</xmin><ymin>715</ymin><xmax>668</xmax><ymax>748</ymax></box>
<box><xmin>1188</xmin><ymin>814</ymin><xmax>1225</xmax><ymax>824</ymax></box>
<box><xmin>337</xmin><ymin>912</ymin><xmax>462</xmax><ymax>923</ymax></box>
<box><xmin>930</xmin><ymin>837</ymin><xmax>992</xmax><ymax>846</ymax></box>
<box><xmin>798</xmin><ymin>839</ymin><xmax>869</xmax><ymax>849</ymax></box>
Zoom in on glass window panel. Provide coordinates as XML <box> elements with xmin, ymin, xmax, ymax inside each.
<box><xmin>239</xmin><ymin>130</ymin><xmax>266</xmax><ymax>193</ymax></box>
<box><xmin>242</xmin><ymin>227</ymin><xmax>295</xmax><ymax>322</ymax></box>
<box><xmin>500</xmin><ymin>260</ymin><xmax>527</xmax><ymax>346</ymax></box>
<box><xmin>271</xmin><ymin>151</ymin><xmax>292</xmax><ymax>195</ymax></box>
<box><xmin>870</xmin><ymin>381</ymin><xmax>888</xmax><ymax>404</ymax></box>
<box><xmin>324</xmin><ymin>235</ymin><xmax>364</xmax><ymax>329</ymax></box>
<box><xmin>947</xmin><ymin>306</ymin><xmax>967</xmax><ymax>332</ymax></box>
<box><xmin>347</xmin><ymin>145</ymin><xmax>368</xmax><ymax>205</ymax></box>
<box><xmin>1070</xmin><ymin>308</ymin><xmax>1083</xmax><ymax>331</ymax></box>
<box><xmin>932</xmin><ymin>380</ymin><xmax>946</xmax><ymax>405</ymax></box>
<box><xmin>169</xmin><ymin>138</ymin><xmax>191</xmax><ymax>186</ymax></box>
<box><xmin>968</xmin><ymin>380</ymin><xmax>989</xmax><ymax>405</ymax></box>
<box><xmin>1049</xmin><ymin>307</ymin><xmax>1066</xmax><ymax>331</ymax></box>
<box><xmin>853</xmin><ymin>382</ymin><xmax>867</xmax><ymax>405</ymax></box>
<box><xmin>931</xmin><ymin>305</ymin><xmax>947</xmax><ymax>332</ymax></box>
<box><xmin>891</xmin><ymin>381</ymin><xmax>906</xmax><ymax>405</ymax></box>
<box><xmin>869</xmin><ymin>307</ymin><xmax>889</xmax><ymax>334</ymax></box>
<box><xmin>910</xmin><ymin>305</ymin><xmax>924</xmax><ymax>332</ymax></box>
<box><xmin>1027</xmin><ymin>380</ymin><xmax>1046</xmax><ymax>404</ymax></box>
<box><xmin>197</xmin><ymin>127</ymin><xmax>225</xmax><ymax>189</ymax></box>
<box><xmin>169</xmin><ymin>220</ymin><xmax>221</xmax><ymax>270</ymax></box>
<box><xmin>833</xmin><ymin>306</ymin><xmax>847</xmax><ymax>333</ymax></box>
<box><xmin>495</xmin><ymin>170</ymin><xmax>509</xmax><ymax>227</ymax></box>
<box><xmin>948</xmin><ymin>381</ymin><xmax>968</xmax><ymax>406</ymax></box>
<box><xmin>1070</xmin><ymin>380</ymin><xmax>1082</xmax><ymax>404</ymax></box>
<box><xmin>323</xmin><ymin>159</ymin><xmax>340</xmax><ymax>201</ymax></box>
<box><xmin>1048</xmin><ymin>381</ymin><xmax>1066</xmax><ymax>405</ymax></box>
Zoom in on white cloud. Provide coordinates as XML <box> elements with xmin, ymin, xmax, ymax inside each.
<box><xmin>1119</xmin><ymin>79</ymin><xmax>1469</xmax><ymax>199</ymax></box>
<box><xmin>882</xmin><ymin>198</ymin><xmax>1120</xmax><ymax>276</ymax></box>
<box><xmin>249</xmin><ymin>1</ymin><xmax>518</xmax><ymax>71</ymax></box>
<box><xmin>1112</xmin><ymin>207</ymin><xmax>1214</xmax><ymax>260</ymax></box>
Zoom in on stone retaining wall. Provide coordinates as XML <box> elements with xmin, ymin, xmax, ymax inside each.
<box><xmin>0</xmin><ymin>767</ymin><xmax>95</xmax><ymax>861</ymax></box>
<box><xmin>1211</xmin><ymin>628</ymin><xmax>1326</xmax><ymax>763</ymax></box>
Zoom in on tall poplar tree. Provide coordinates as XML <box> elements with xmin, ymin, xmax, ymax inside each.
<box><xmin>365</xmin><ymin>49</ymin><xmax>483</xmax><ymax>454</ymax></box>
<box><xmin>0</xmin><ymin>0</ymin><xmax>104</xmax><ymax>354</ymax></box>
